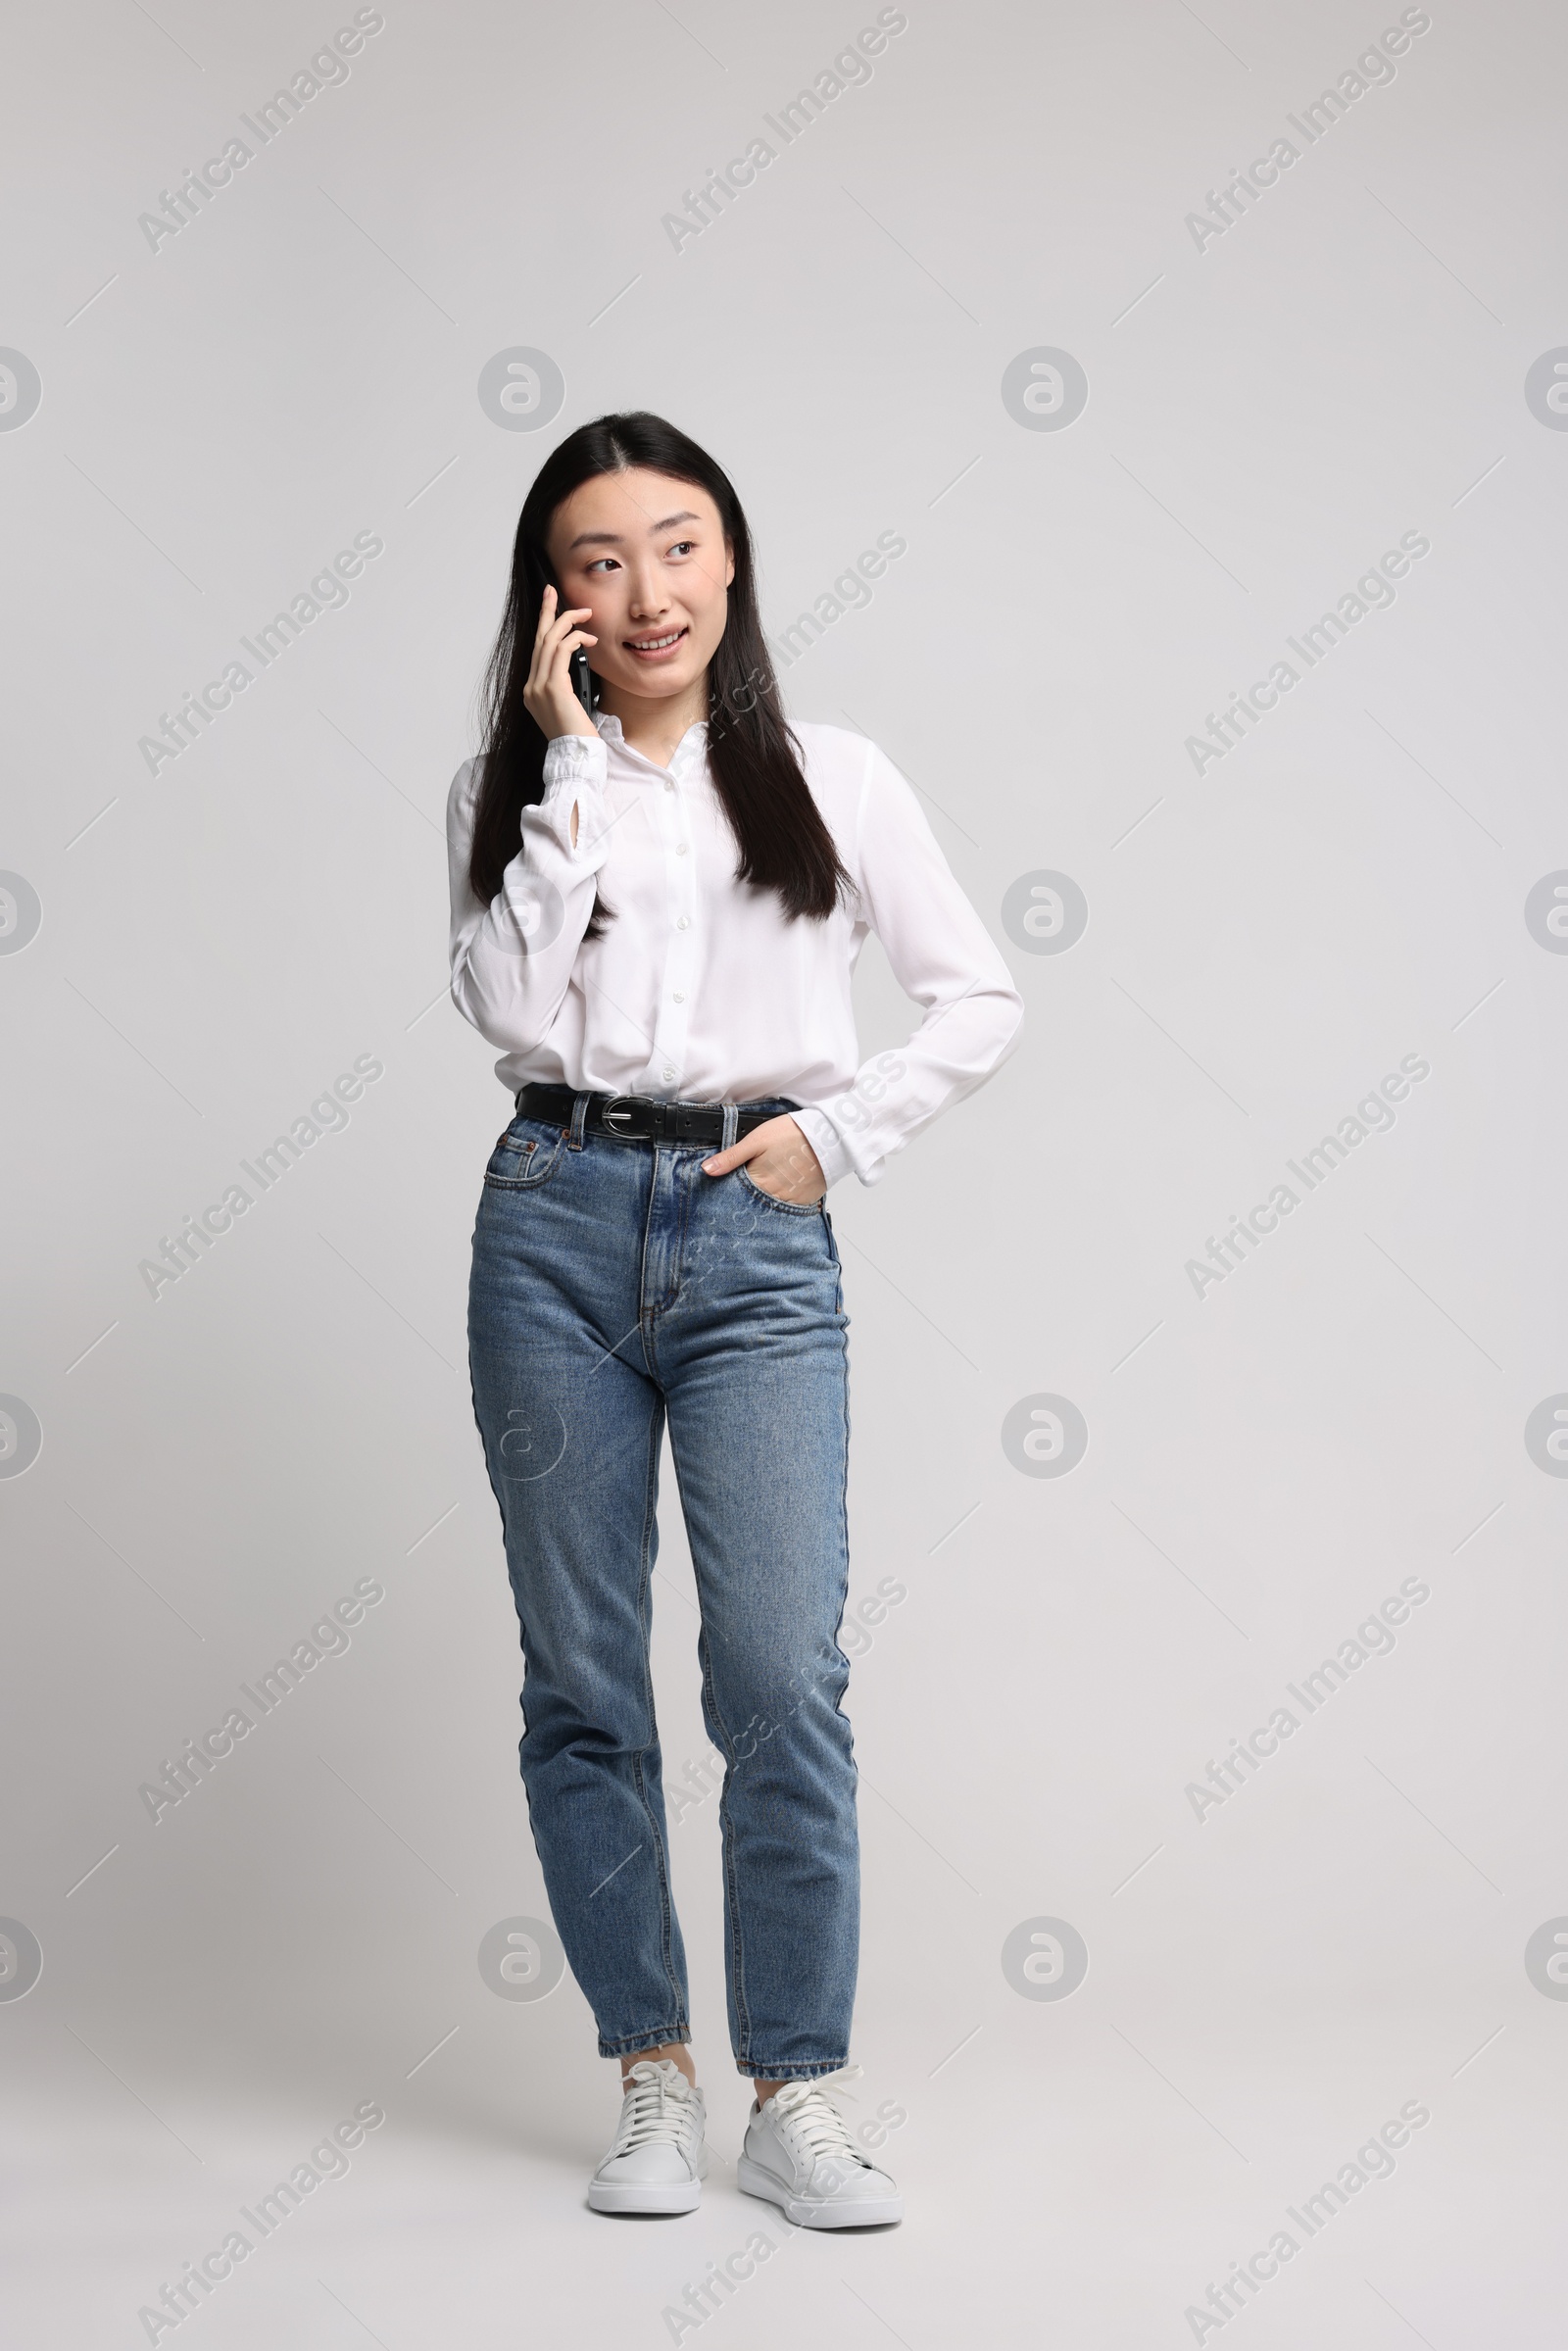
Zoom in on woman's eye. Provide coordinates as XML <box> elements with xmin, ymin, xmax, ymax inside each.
<box><xmin>585</xmin><ymin>558</ymin><xmax>618</xmax><ymax>575</ymax></box>
<box><xmin>667</xmin><ymin>541</ymin><xmax>696</xmax><ymax>558</ymax></box>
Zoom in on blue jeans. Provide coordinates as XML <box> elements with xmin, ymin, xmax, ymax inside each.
<box><xmin>466</xmin><ymin>1094</ymin><xmax>859</xmax><ymax>2081</ymax></box>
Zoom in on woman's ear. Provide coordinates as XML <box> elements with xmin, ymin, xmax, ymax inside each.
<box><xmin>724</xmin><ymin>540</ymin><xmax>736</xmax><ymax>589</ymax></box>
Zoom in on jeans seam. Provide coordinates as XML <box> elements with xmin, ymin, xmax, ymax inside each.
<box><xmin>734</xmin><ymin>2056</ymin><xmax>851</xmax><ymax>2081</ymax></box>
<box><xmin>710</xmin><ymin>1634</ymin><xmax>755</xmax><ymax>2065</ymax></box>
<box><xmin>600</xmin><ymin>2022</ymin><xmax>692</xmax><ymax>2059</ymax></box>
<box><xmin>631</xmin><ymin>1390</ymin><xmax>685</xmax><ymax>2027</ymax></box>
<box><xmin>674</xmin><ymin>1151</ymin><xmax>697</xmax><ymax>1300</ymax></box>
<box><xmin>666</xmin><ymin>1415</ymin><xmax>753</xmax><ymax>2064</ymax></box>
<box><xmin>636</xmin><ymin>1151</ymin><xmax>663</xmax><ymax>1363</ymax></box>
<box><xmin>825</xmin><ymin>1262</ymin><xmax>859</xmax><ymax>2029</ymax></box>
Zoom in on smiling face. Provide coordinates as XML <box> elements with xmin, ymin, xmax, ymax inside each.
<box><xmin>544</xmin><ymin>466</ymin><xmax>735</xmax><ymax>708</ymax></box>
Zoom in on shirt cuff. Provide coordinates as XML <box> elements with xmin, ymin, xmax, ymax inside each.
<box><xmin>537</xmin><ymin>733</ymin><xmax>608</xmax><ymax>859</ymax></box>
<box><xmin>790</xmin><ymin>1104</ymin><xmax>854</xmax><ymax>1192</ymax></box>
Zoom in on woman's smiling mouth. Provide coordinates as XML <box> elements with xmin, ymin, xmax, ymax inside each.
<box><xmin>623</xmin><ymin>626</ymin><xmax>688</xmax><ymax>660</ymax></box>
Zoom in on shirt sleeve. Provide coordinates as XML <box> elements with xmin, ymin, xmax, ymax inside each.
<box><xmin>792</xmin><ymin>738</ymin><xmax>1026</xmax><ymax>1190</ymax></box>
<box><xmin>447</xmin><ymin>735</ymin><xmax>611</xmax><ymax>1053</ymax></box>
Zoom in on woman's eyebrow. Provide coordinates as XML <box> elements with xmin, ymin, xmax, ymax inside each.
<box><xmin>565</xmin><ymin>510</ymin><xmax>702</xmax><ymax>551</ymax></box>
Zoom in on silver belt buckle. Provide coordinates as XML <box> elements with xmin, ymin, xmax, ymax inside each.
<box><xmin>601</xmin><ymin>1094</ymin><xmax>655</xmax><ymax>1138</ymax></box>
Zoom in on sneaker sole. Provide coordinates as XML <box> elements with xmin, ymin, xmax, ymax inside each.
<box><xmin>735</xmin><ymin>2154</ymin><xmax>904</xmax><ymax>2229</ymax></box>
<box><xmin>588</xmin><ymin>2143</ymin><xmax>709</xmax><ymax>2215</ymax></box>
<box><xmin>588</xmin><ymin>2176</ymin><xmax>703</xmax><ymax>2214</ymax></box>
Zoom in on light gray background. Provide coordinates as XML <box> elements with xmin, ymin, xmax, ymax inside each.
<box><xmin>3</xmin><ymin>1</ymin><xmax>1565</xmax><ymax>2343</ymax></box>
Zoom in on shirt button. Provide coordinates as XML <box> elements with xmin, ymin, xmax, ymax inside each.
<box><xmin>663</xmin><ymin>779</ymin><xmax>675</xmax><ymax>793</ymax></box>
<box><xmin>673</xmin><ymin>991</ymin><xmax>685</xmax><ymax>1004</ymax></box>
<box><xmin>662</xmin><ymin>1067</ymin><xmax>676</xmax><ymax>1082</ymax></box>
<box><xmin>675</xmin><ymin>843</ymin><xmax>688</xmax><ymax>856</ymax></box>
<box><xmin>675</xmin><ymin>914</ymin><xmax>690</xmax><ymax>930</ymax></box>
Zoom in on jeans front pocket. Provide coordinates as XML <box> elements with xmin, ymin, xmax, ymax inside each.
<box><xmin>734</xmin><ymin>1163</ymin><xmax>824</xmax><ymax>1217</ymax></box>
<box><xmin>483</xmin><ymin>1117</ymin><xmax>569</xmax><ymax>1192</ymax></box>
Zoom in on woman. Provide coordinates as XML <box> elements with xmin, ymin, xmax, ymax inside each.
<box><xmin>448</xmin><ymin>412</ymin><xmax>1023</xmax><ymax>2227</ymax></box>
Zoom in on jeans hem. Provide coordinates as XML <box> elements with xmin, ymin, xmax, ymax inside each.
<box><xmin>734</xmin><ymin>2056</ymin><xmax>850</xmax><ymax>2082</ymax></box>
<box><xmin>600</xmin><ymin>2025</ymin><xmax>691</xmax><ymax>2059</ymax></box>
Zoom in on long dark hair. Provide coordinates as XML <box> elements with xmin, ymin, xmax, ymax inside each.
<box><xmin>469</xmin><ymin>411</ymin><xmax>853</xmax><ymax>937</ymax></box>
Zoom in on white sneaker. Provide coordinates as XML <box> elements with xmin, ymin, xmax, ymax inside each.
<box><xmin>736</xmin><ymin>2064</ymin><xmax>904</xmax><ymax>2228</ymax></box>
<box><xmin>588</xmin><ymin>2058</ymin><xmax>709</xmax><ymax>2214</ymax></box>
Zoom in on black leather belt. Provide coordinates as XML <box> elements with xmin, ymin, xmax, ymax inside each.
<box><xmin>514</xmin><ymin>1083</ymin><xmax>792</xmax><ymax>1146</ymax></box>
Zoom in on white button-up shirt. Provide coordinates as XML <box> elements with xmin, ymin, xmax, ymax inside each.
<box><xmin>445</xmin><ymin>714</ymin><xmax>1024</xmax><ymax>1189</ymax></box>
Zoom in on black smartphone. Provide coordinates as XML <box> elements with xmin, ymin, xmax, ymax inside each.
<box><xmin>552</xmin><ymin>581</ymin><xmax>594</xmax><ymax>714</ymax></box>
<box><xmin>548</xmin><ymin>575</ymin><xmax>595</xmax><ymax>714</ymax></box>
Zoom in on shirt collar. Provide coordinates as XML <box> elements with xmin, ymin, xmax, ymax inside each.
<box><xmin>594</xmin><ymin>710</ymin><xmax>710</xmax><ymax>767</ymax></box>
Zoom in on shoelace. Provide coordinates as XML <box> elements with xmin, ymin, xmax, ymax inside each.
<box><xmin>764</xmin><ymin>2062</ymin><xmax>871</xmax><ymax>2172</ymax></box>
<box><xmin>610</xmin><ymin>2059</ymin><xmax>700</xmax><ymax>2155</ymax></box>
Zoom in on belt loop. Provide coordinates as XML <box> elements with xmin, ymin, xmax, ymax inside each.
<box><xmin>569</xmin><ymin>1092</ymin><xmax>590</xmax><ymax>1151</ymax></box>
<box><xmin>720</xmin><ymin>1101</ymin><xmax>739</xmax><ymax>1151</ymax></box>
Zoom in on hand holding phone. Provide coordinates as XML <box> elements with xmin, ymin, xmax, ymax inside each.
<box><xmin>521</xmin><ymin>584</ymin><xmax>599</xmax><ymax>744</ymax></box>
